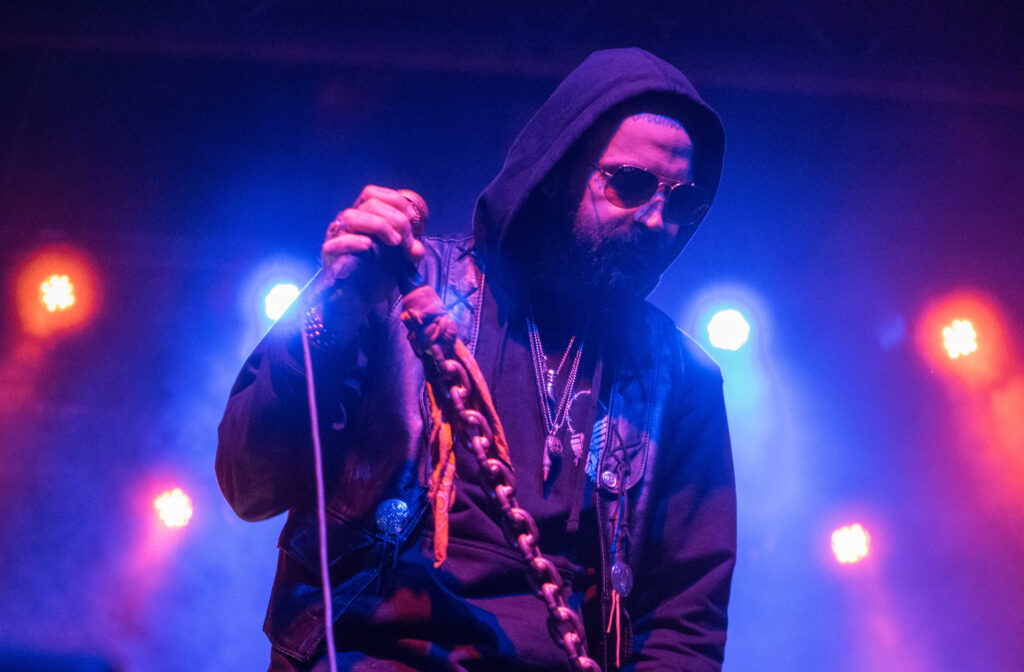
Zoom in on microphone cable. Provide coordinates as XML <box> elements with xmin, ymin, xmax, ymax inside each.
<box><xmin>300</xmin><ymin>326</ymin><xmax>339</xmax><ymax>672</ymax></box>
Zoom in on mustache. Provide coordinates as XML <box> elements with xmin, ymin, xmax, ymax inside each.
<box><xmin>608</xmin><ymin>227</ymin><xmax>670</xmax><ymax>259</ymax></box>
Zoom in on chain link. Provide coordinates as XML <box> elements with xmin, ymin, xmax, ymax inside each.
<box><xmin>403</xmin><ymin>302</ymin><xmax>601</xmax><ymax>672</ymax></box>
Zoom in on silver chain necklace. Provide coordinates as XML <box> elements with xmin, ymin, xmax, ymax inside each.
<box><xmin>527</xmin><ymin>315</ymin><xmax>585</xmax><ymax>481</ymax></box>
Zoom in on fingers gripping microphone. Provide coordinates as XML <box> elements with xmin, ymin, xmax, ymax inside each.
<box><xmin>304</xmin><ymin>190</ymin><xmax>429</xmax><ymax>306</ymax></box>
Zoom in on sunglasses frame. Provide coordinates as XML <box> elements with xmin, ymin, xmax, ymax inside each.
<box><xmin>589</xmin><ymin>162</ymin><xmax>710</xmax><ymax>225</ymax></box>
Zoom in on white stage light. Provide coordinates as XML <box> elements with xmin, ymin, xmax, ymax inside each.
<box><xmin>707</xmin><ymin>309</ymin><xmax>751</xmax><ymax>351</ymax></box>
<box><xmin>264</xmin><ymin>283</ymin><xmax>301</xmax><ymax>321</ymax></box>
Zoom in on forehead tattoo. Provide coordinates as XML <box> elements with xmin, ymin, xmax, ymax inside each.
<box><xmin>629</xmin><ymin>113</ymin><xmax>686</xmax><ymax>130</ymax></box>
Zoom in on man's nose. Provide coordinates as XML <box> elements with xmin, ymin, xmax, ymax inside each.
<box><xmin>634</xmin><ymin>190</ymin><xmax>668</xmax><ymax>232</ymax></box>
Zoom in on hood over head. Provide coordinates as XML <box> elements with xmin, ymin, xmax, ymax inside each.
<box><xmin>473</xmin><ymin>48</ymin><xmax>725</xmax><ymax>296</ymax></box>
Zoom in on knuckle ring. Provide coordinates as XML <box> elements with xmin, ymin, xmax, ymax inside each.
<box><xmin>327</xmin><ymin>213</ymin><xmax>346</xmax><ymax>237</ymax></box>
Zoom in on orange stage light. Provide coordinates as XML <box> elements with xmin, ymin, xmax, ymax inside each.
<box><xmin>917</xmin><ymin>290</ymin><xmax>1024</xmax><ymax>502</ymax></box>
<box><xmin>14</xmin><ymin>246</ymin><xmax>99</xmax><ymax>337</ymax></box>
<box><xmin>40</xmin><ymin>274</ymin><xmax>76</xmax><ymax>311</ymax></box>
<box><xmin>942</xmin><ymin>319</ymin><xmax>978</xmax><ymax>359</ymax></box>
<box><xmin>916</xmin><ymin>291</ymin><xmax>1008</xmax><ymax>389</ymax></box>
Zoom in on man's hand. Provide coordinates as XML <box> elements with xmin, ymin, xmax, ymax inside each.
<box><xmin>321</xmin><ymin>185</ymin><xmax>427</xmax><ymax>301</ymax></box>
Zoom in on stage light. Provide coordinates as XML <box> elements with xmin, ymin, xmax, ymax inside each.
<box><xmin>40</xmin><ymin>274</ymin><xmax>76</xmax><ymax>311</ymax></box>
<box><xmin>917</xmin><ymin>292</ymin><xmax>1007</xmax><ymax>388</ymax></box>
<box><xmin>239</xmin><ymin>259</ymin><xmax>315</xmax><ymax>349</ymax></box>
<box><xmin>831</xmin><ymin>523</ymin><xmax>870</xmax><ymax>564</ymax></box>
<box><xmin>15</xmin><ymin>246</ymin><xmax>98</xmax><ymax>337</ymax></box>
<box><xmin>154</xmin><ymin>488</ymin><xmax>193</xmax><ymax>528</ymax></box>
<box><xmin>707</xmin><ymin>309</ymin><xmax>751</xmax><ymax>351</ymax></box>
<box><xmin>263</xmin><ymin>282</ymin><xmax>301</xmax><ymax>321</ymax></box>
<box><xmin>943</xmin><ymin>319</ymin><xmax>977</xmax><ymax>359</ymax></box>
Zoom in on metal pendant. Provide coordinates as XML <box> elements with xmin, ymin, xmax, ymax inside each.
<box><xmin>545</xmin><ymin>434</ymin><xmax>563</xmax><ymax>456</ymax></box>
<box><xmin>375</xmin><ymin>498</ymin><xmax>410</xmax><ymax>535</ymax></box>
<box><xmin>611</xmin><ymin>560</ymin><xmax>634</xmax><ymax>597</ymax></box>
<box><xmin>569</xmin><ymin>431</ymin><xmax>584</xmax><ymax>464</ymax></box>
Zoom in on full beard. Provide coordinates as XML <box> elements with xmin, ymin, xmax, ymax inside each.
<box><xmin>525</xmin><ymin>214</ymin><xmax>669</xmax><ymax>308</ymax></box>
<box><xmin>570</xmin><ymin>238</ymin><xmax>666</xmax><ymax>306</ymax></box>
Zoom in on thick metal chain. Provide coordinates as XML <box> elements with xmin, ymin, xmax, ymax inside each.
<box><xmin>409</xmin><ymin>336</ymin><xmax>602</xmax><ymax>672</ymax></box>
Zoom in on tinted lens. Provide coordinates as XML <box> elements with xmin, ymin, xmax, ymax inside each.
<box><xmin>604</xmin><ymin>166</ymin><xmax>659</xmax><ymax>208</ymax></box>
<box><xmin>664</xmin><ymin>184</ymin><xmax>710</xmax><ymax>224</ymax></box>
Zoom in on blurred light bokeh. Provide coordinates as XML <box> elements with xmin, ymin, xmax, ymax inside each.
<box><xmin>1</xmin><ymin>3</ymin><xmax>1021</xmax><ymax>670</ymax></box>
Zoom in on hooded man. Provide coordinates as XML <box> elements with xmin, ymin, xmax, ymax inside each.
<box><xmin>217</xmin><ymin>48</ymin><xmax>736</xmax><ymax>671</ymax></box>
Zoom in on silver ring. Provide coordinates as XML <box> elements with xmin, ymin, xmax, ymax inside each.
<box><xmin>327</xmin><ymin>213</ymin><xmax>346</xmax><ymax>238</ymax></box>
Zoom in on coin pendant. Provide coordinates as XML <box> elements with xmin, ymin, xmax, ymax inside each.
<box><xmin>545</xmin><ymin>434</ymin><xmax>563</xmax><ymax>456</ymax></box>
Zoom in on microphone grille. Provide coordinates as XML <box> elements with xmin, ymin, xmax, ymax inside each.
<box><xmin>397</xmin><ymin>189</ymin><xmax>429</xmax><ymax>236</ymax></box>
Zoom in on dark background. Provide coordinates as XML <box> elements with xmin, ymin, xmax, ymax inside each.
<box><xmin>1</xmin><ymin>2</ymin><xmax>1022</xmax><ymax>670</ymax></box>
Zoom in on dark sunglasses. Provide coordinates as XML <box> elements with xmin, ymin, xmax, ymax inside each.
<box><xmin>590</xmin><ymin>163</ymin><xmax>709</xmax><ymax>225</ymax></box>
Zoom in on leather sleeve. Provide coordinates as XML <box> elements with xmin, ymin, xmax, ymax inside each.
<box><xmin>215</xmin><ymin>285</ymin><xmax>383</xmax><ymax>522</ymax></box>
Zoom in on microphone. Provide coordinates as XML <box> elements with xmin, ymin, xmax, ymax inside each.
<box><xmin>303</xmin><ymin>189</ymin><xmax>429</xmax><ymax>306</ymax></box>
<box><xmin>396</xmin><ymin>189</ymin><xmax>429</xmax><ymax>238</ymax></box>
<box><xmin>392</xmin><ymin>189</ymin><xmax>428</xmax><ymax>294</ymax></box>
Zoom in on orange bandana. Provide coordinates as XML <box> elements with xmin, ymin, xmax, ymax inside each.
<box><xmin>400</xmin><ymin>286</ymin><xmax>511</xmax><ymax>567</ymax></box>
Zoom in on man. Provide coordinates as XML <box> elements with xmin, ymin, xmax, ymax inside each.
<box><xmin>217</xmin><ymin>48</ymin><xmax>736</xmax><ymax>671</ymax></box>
